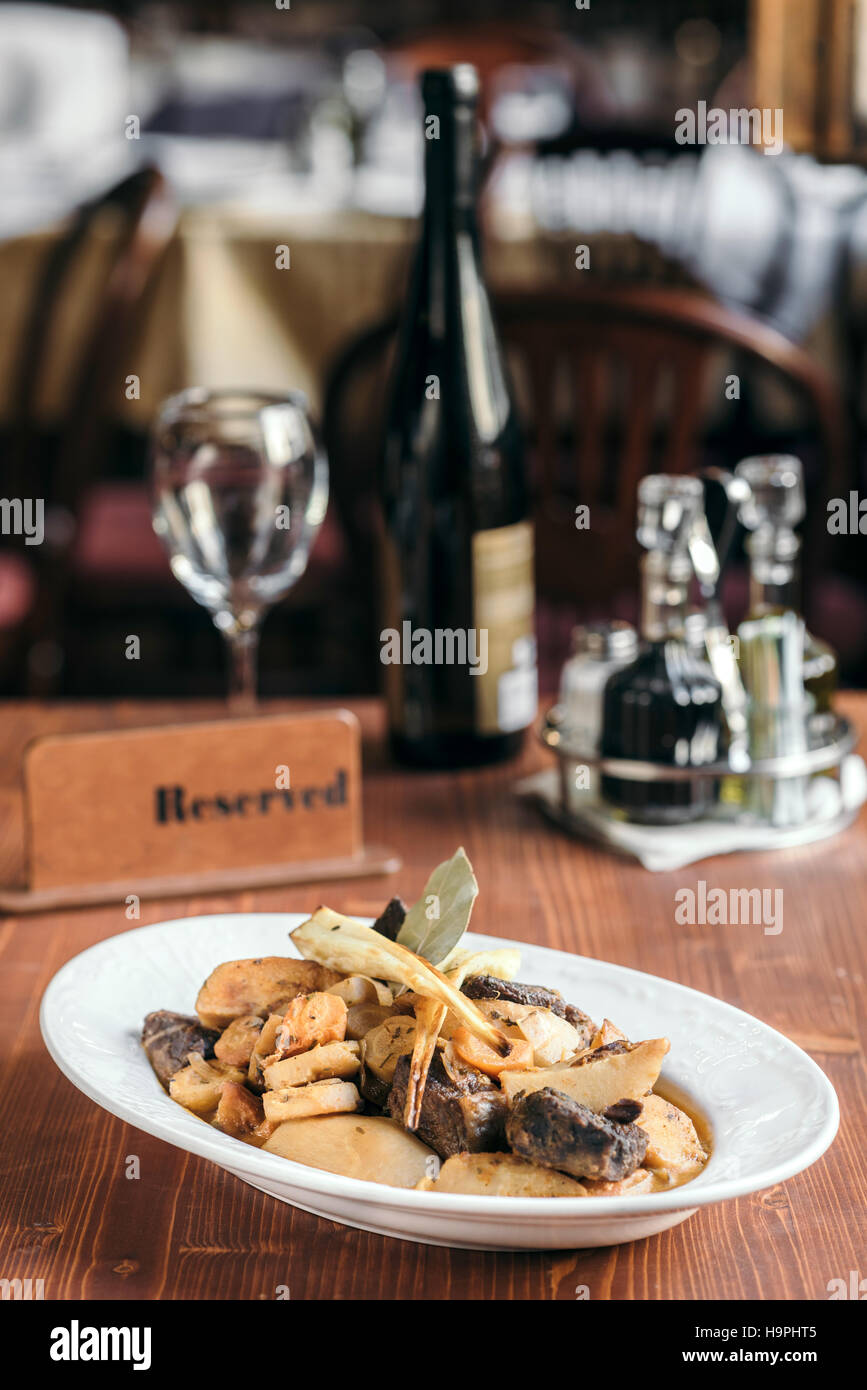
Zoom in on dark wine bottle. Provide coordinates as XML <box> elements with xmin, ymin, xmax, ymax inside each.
<box><xmin>380</xmin><ymin>65</ymin><xmax>537</xmax><ymax>768</ymax></box>
<box><xmin>600</xmin><ymin>475</ymin><xmax>724</xmax><ymax>823</ymax></box>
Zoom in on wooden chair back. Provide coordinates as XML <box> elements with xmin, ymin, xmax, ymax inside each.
<box><xmin>323</xmin><ymin>283</ymin><xmax>848</xmax><ymax>617</ymax></box>
<box><xmin>7</xmin><ymin>164</ymin><xmax>176</xmax><ymax>513</ymax></box>
<box><xmin>4</xmin><ymin>164</ymin><xmax>176</xmax><ymax>689</ymax></box>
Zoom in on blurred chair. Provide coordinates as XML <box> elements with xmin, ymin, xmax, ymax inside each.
<box><xmin>0</xmin><ymin>551</ymin><xmax>37</xmax><ymax>691</ymax></box>
<box><xmin>4</xmin><ymin>164</ymin><xmax>177</xmax><ymax>692</ymax></box>
<box><xmin>323</xmin><ymin>283</ymin><xmax>852</xmax><ymax>692</ymax></box>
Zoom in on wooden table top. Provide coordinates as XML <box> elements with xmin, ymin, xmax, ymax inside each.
<box><xmin>1</xmin><ymin>695</ymin><xmax>864</xmax><ymax>1301</ymax></box>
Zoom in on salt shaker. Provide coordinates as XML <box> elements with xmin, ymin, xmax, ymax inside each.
<box><xmin>558</xmin><ymin>621</ymin><xmax>638</xmax><ymax>802</ymax></box>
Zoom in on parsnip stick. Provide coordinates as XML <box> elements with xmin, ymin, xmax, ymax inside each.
<box><xmin>290</xmin><ymin>910</ymin><xmax>509</xmax><ymax>1055</ymax></box>
<box><xmin>403</xmin><ymin>948</ymin><xmax>524</xmax><ymax>1129</ymax></box>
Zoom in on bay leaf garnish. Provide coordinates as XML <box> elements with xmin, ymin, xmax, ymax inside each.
<box><xmin>395</xmin><ymin>846</ymin><xmax>478</xmax><ymax>966</ymax></box>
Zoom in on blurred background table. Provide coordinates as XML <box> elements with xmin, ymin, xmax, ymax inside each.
<box><xmin>0</xmin><ymin>205</ymin><xmax>668</xmax><ymax>428</ymax></box>
<box><xmin>0</xmin><ymin>695</ymin><xmax>864</xmax><ymax>1300</ymax></box>
<box><xmin>3</xmin><ymin>1</ymin><xmax>867</xmax><ymax>706</ymax></box>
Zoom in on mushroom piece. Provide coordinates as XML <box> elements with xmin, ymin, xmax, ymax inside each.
<box><xmin>214</xmin><ymin>1080</ymin><xmax>265</xmax><ymax>1138</ymax></box>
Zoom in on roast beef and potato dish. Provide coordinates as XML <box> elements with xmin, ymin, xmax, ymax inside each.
<box><xmin>142</xmin><ymin>850</ymin><xmax>708</xmax><ymax>1197</ymax></box>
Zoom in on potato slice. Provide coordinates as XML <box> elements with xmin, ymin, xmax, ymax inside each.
<box><xmin>500</xmin><ymin>1038</ymin><xmax>670</xmax><ymax>1110</ymax></box>
<box><xmin>636</xmin><ymin>1093</ymin><xmax>707</xmax><ymax>1176</ymax></box>
<box><xmin>511</xmin><ymin>1007</ymin><xmax>587</xmax><ymax>1066</ymax></box>
<box><xmin>360</xmin><ymin>1016</ymin><xmax>417</xmax><ymax>1084</ymax></box>
<box><xmin>326</xmin><ymin>975</ymin><xmax>394</xmax><ymax>1007</ymax></box>
<box><xmin>429</xmin><ymin>1152</ymin><xmax>587</xmax><ymax>1197</ymax></box>
<box><xmin>196</xmin><ymin>957</ymin><xmax>341</xmax><ymax>1030</ymax></box>
<box><xmin>263</xmin><ymin>1041</ymin><xmax>360</xmax><ymax>1090</ymax></box>
<box><xmin>214</xmin><ymin>1014</ymin><xmax>264</xmax><ymax>1068</ymax></box>
<box><xmin>248</xmin><ymin>1013</ymin><xmax>282</xmax><ymax>1091</ymax></box>
<box><xmin>169</xmin><ymin>1056</ymin><xmax>245</xmax><ymax>1115</ymax></box>
<box><xmin>263</xmin><ymin>1114</ymin><xmax>437</xmax><ymax>1188</ymax></box>
<box><xmin>262</xmin><ymin>1078</ymin><xmax>362</xmax><ymax>1122</ymax></box>
<box><xmin>589</xmin><ymin>1018</ymin><xmax>628</xmax><ymax>1050</ymax></box>
<box><xmin>583</xmin><ymin>1168</ymin><xmax>655</xmax><ymax>1196</ymax></box>
<box><xmin>275</xmin><ymin>992</ymin><xmax>347</xmax><ymax>1058</ymax></box>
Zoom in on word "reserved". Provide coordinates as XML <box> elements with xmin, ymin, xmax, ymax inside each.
<box><xmin>155</xmin><ymin>772</ymin><xmax>347</xmax><ymax>824</ymax></box>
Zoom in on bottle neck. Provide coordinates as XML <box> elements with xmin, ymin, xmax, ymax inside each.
<box><xmin>415</xmin><ymin>97</ymin><xmax>481</xmax><ymax>346</ymax></box>
<box><xmin>416</xmin><ymin>91</ymin><xmax>511</xmax><ymax>449</ymax></box>
<box><xmin>746</xmin><ymin>527</ymin><xmax>801</xmax><ymax>615</ymax></box>
<box><xmin>640</xmin><ymin>552</ymin><xmax>692</xmax><ymax>642</ymax></box>
<box><xmin>422</xmin><ymin>98</ymin><xmax>479</xmax><ymax>227</ymax></box>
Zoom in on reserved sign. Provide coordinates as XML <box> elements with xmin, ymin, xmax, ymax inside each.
<box><xmin>24</xmin><ymin>711</ymin><xmax>362</xmax><ymax>891</ymax></box>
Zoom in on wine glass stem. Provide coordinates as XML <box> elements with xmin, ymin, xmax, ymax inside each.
<box><xmin>226</xmin><ymin>627</ymin><xmax>260</xmax><ymax>714</ymax></box>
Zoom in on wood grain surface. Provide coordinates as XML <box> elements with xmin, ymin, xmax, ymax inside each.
<box><xmin>1</xmin><ymin>696</ymin><xmax>864</xmax><ymax>1301</ymax></box>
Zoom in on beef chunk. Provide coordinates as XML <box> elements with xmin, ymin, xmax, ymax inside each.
<box><xmin>462</xmin><ymin>973</ymin><xmax>564</xmax><ymax>1012</ymax></box>
<box><xmin>563</xmin><ymin>1004</ymin><xmax>596</xmax><ymax>1041</ymax></box>
<box><xmin>506</xmin><ymin>1087</ymin><xmax>648</xmax><ymax>1182</ymax></box>
<box><xmin>142</xmin><ymin>1011</ymin><xmax>219</xmax><ymax>1090</ymax></box>
<box><xmin>461</xmin><ymin>975</ymin><xmax>595</xmax><ymax>1046</ymax></box>
<box><xmin>359</xmin><ymin>1062</ymin><xmax>392</xmax><ymax>1110</ymax></box>
<box><xmin>388</xmin><ymin>1052</ymin><xmax>507</xmax><ymax>1158</ymax></box>
<box><xmin>604</xmin><ymin>1098</ymin><xmax>643</xmax><ymax>1124</ymax></box>
<box><xmin>588</xmin><ymin>1040</ymin><xmax>631</xmax><ymax>1058</ymax></box>
<box><xmin>372</xmin><ymin>897</ymin><xmax>407</xmax><ymax>942</ymax></box>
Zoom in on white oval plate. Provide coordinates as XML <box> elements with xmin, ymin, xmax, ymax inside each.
<box><xmin>40</xmin><ymin>914</ymin><xmax>838</xmax><ymax>1250</ymax></box>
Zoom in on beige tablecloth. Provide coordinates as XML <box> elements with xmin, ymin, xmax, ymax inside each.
<box><xmin>0</xmin><ymin>203</ymin><xmax>674</xmax><ymax>429</ymax></box>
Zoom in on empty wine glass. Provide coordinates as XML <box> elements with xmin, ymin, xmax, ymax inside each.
<box><xmin>151</xmin><ymin>388</ymin><xmax>328</xmax><ymax>711</ymax></box>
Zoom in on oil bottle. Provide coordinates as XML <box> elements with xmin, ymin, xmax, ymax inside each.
<box><xmin>600</xmin><ymin>475</ymin><xmax>724</xmax><ymax>824</ymax></box>
<box><xmin>735</xmin><ymin>456</ymin><xmax>837</xmax><ymax>715</ymax></box>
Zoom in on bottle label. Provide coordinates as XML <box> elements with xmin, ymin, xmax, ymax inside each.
<box><xmin>472</xmin><ymin>521</ymin><xmax>537</xmax><ymax>733</ymax></box>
